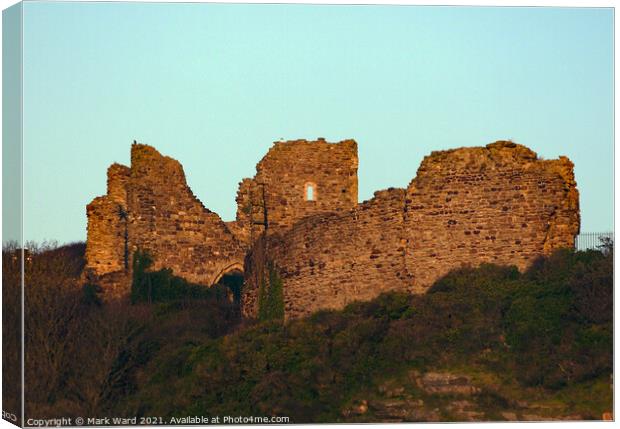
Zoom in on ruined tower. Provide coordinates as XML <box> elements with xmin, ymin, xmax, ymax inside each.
<box><xmin>241</xmin><ymin>140</ymin><xmax>580</xmax><ymax>319</ymax></box>
<box><xmin>85</xmin><ymin>143</ymin><xmax>246</xmax><ymax>296</ymax></box>
<box><xmin>85</xmin><ymin>138</ymin><xmax>580</xmax><ymax>317</ymax></box>
<box><xmin>228</xmin><ymin>138</ymin><xmax>359</xmax><ymax>245</ymax></box>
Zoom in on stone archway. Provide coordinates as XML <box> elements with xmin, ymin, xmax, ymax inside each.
<box><xmin>212</xmin><ymin>262</ymin><xmax>244</xmax><ymax>285</ymax></box>
<box><xmin>212</xmin><ymin>262</ymin><xmax>244</xmax><ymax>304</ymax></box>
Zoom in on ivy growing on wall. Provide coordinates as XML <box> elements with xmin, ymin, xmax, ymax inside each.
<box><xmin>258</xmin><ymin>262</ymin><xmax>284</xmax><ymax>322</ymax></box>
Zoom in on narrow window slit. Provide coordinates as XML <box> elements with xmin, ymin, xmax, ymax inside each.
<box><xmin>305</xmin><ymin>182</ymin><xmax>317</xmax><ymax>201</ymax></box>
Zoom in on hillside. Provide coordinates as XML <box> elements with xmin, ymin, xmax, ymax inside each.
<box><xmin>104</xmin><ymin>245</ymin><xmax>612</xmax><ymax>422</ymax></box>
<box><xmin>5</xmin><ymin>241</ymin><xmax>612</xmax><ymax>422</ymax></box>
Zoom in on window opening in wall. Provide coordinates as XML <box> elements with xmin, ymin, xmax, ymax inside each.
<box><xmin>305</xmin><ymin>182</ymin><xmax>317</xmax><ymax>201</ymax></box>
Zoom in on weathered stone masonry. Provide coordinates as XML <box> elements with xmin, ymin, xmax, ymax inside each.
<box><xmin>85</xmin><ymin>144</ymin><xmax>245</xmax><ymax>296</ymax></box>
<box><xmin>86</xmin><ymin>163</ymin><xmax>130</xmax><ymax>276</ymax></box>
<box><xmin>242</xmin><ymin>188</ymin><xmax>411</xmax><ymax>320</ymax></box>
<box><xmin>86</xmin><ymin>139</ymin><xmax>579</xmax><ymax>317</ymax></box>
<box><xmin>241</xmin><ymin>140</ymin><xmax>579</xmax><ymax>319</ymax></box>
<box><xmin>403</xmin><ymin>141</ymin><xmax>579</xmax><ymax>290</ymax></box>
<box><xmin>230</xmin><ymin>138</ymin><xmax>359</xmax><ymax>243</ymax></box>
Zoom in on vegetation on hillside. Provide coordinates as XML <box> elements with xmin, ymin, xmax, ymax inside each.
<box><xmin>3</xmin><ymin>240</ymin><xmax>612</xmax><ymax>422</ymax></box>
<box><xmin>3</xmin><ymin>243</ymin><xmax>239</xmax><ymax>419</ymax></box>
<box><xmin>106</xmin><ymin>243</ymin><xmax>613</xmax><ymax>421</ymax></box>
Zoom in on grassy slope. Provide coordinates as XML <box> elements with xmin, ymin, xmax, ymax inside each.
<box><xmin>103</xmin><ymin>247</ymin><xmax>613</xmax><ymax>422</ymax></box>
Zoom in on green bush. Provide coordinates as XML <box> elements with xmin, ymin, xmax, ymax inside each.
<box><xmin>106</xmin><ymin>245</ymin><xmax>612</xmax><ymax>421</ymax></box>
<box><xmin>81</xmin><ymin>283</ymin><xmax>103</xmax><ymax>306</ymax></box>
<box><xmin>130</xmin><ymin>250</ymin><xmax>231</xmax><ymax>304</ymax></box>
<box><xmin>505</xmin><ymin>246</ymin><xmax>613</xmax><ymax>387</ymax></box>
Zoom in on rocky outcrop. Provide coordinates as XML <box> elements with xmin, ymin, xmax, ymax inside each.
<box><xmin>415</xmin><ymin>371</ymin><xmax>481</xmax><ymax>395</ymax></box>
<box><xmin>340</xmin><ymin>369</ymin><xmax>589</xmax><ymax>423</ymax></box>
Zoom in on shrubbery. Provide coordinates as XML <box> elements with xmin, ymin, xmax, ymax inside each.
<box><xmin>9</xmin><ymin>241</ymin><xmax>612</xmax><ymax>422</ymax></box>
<box><xmin>131</xmin><ymin>250</ymin><xmax>235</xmax><ymax>305</ymax></box>
<box><xmin>107</xmin><ymin>244</ymin><xmax>613</xmax><ymax>421</ymax></box>
<box><xmin>5</xmin><ymin>244</ymin><xmax>242</xmax><ymax>420</ymax></box>
<box><xmin>2</xmin><ymin>242</ymin><xmax>141</xmax><ymax>419</ymax></box>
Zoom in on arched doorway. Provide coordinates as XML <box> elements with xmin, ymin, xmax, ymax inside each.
<box><xmin>212</xmin><ymin>263</ymin><xmax>244</xmax><ymax>304</ymax></box>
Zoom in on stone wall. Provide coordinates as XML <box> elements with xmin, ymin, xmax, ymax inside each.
<box><xmin>125</xmin><ymin>144</ymin><xmax>245</xmax><ymax>285</ymax></box>
<box><xmin>242</xmin><ymin>188</ymin><xmax>411</xmax><ymax>319</ymax></box>
<box><xmin>86</xmin><ymin>139</ymin><xmax>580</xmax><ymax>315</ymax></box>
<box><xmin>85</xmin><ymin>144</ymin><xmax>246</xmax><ymax>295</ymax></box>
<box><xmin>85</xmin><ymin>164</ymin><xmax>130</xmax><ymax>276</ymax></box>
<box><xmin>229</xmin><ymin>178</ymin><xmax>266</xmax><ymax>249</ymax></box>
<box><xmin>85</xmin><ymin>197</ymin><xmax>127</xmax><ymax>276</ymax></box>
<box><xmin>403</xmin><ymin>141</ymin><xmax>580</xmax><ymax>290</ymax></box>
<box><xmin>233</xmin><ymin>138</ymin><xmax>359</xmax><ymax>240</ymax></box>
<box><xmin>242</xmin><ymin>141</ymin><xmax>580</xmax><ymax>319</ymax></box>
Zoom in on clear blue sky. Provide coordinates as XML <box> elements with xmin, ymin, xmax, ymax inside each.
<box><xmin>16</xmin><ymin>2</ymin><xmax>613</xmax><ymax>243</ymax></box>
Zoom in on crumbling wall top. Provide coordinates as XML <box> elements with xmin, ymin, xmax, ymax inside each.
<box><xmin>106</xmin><ymin>163</ymin><xmax>130</xmax><ymax>204</ymax></box>
<box><xmin>130</xmin><ymin>143</ymin><xmax>185</xmax><ymax>178</ymax></box>
<box><xmin>421</xmin><ymin>140</ymin><xmax>539</xmax><ymax>171</ymax></box>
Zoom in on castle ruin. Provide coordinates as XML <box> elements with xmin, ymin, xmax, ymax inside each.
<box><xmin>85</xmin><ymin>138</ymin><xmax>580</xmax><ymax>318</ymax></box>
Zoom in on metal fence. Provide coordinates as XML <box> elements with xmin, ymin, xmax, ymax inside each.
<box><xmin>575</xmin><ymin>232</ymin><xmax>614</xmax><ymax>251</ymax></box>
